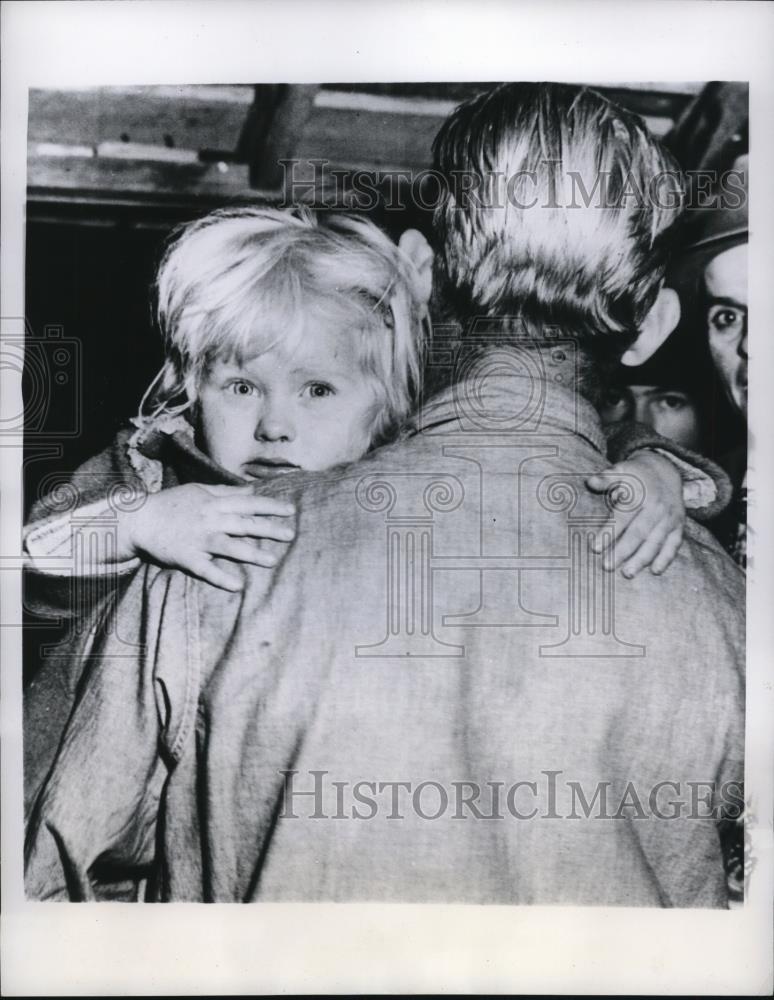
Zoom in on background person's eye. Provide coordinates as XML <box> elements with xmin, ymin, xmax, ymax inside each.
<box><xmin>656</xmin><ymin>393</ymin><xmax>689</xmax><ymax>411</ymax></box>
<box><xmin>708</xmin><ymin>306</ymin><xmax>744</xmax><ymax>333</ymax></box>
<box><xmin>601</xmin><ymin>389</ymin><xmax>627</xmax><ymax>411</ymax></box>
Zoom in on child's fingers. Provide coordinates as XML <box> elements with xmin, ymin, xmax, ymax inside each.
<box><xmin>620</xmin><ymin>526</ymin><xmax>671</xmax><ymax>578</ymax></box>
<box><xmin>219</xmin><ymin>494</ymin><xmax>295</xmax><ymax>518</ymax></box>
<box><xmin>197</xmin><ymin>483</ymin><xmax>257</xmax><ymax>498</ymax></box>
<box><xmin>220</xmin><ymin>515</ymin><xmax>295</xmax><ymax>543</ymax></box>
<box><xmin>585</xmin><ymin>472</ymin><xmax>615</xmax><ymax>493</ymax></box>
<box><xmin>591</xmin><ymin>510</ymin><xmax>633</xmax><ymax>554</ymax></box>
<box><xmin>649</xmin><ymin>528</ymin><xmax>684</xmax><ymax>575</ymax></box>
<box><xmin>602</xmin><ymin>514</ymin><xmax>656</xmax><ymax>570</ymax></box>
<box><xmin>589</xmin><ymin>485</ymin><xmax>639</xmax><ymax>553</ymax></box>
<box><xmin>185</xmin><ymin>555</ymin><xmax>244</xmax><ymax>592</ymax></box>
<box><xmin>209</xmin><ymin>534</ymin><xmax>280</xmax><ymax>568</ymax></box>
<box><xmin>590</xmin><ymin>524</ymin><xmax>617</xmax><ymax>555</ymax></box>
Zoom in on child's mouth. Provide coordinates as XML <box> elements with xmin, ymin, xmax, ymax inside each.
<box><xmin>243</xmin><ymin>458</ymin><xmax>300</xmax><ymax>477</ymax></box>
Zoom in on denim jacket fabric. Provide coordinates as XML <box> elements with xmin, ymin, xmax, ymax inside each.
<box><xmin>24</xmin><ymin>374</ymin><xmax>745</xmax><ymax>904</ymax></box>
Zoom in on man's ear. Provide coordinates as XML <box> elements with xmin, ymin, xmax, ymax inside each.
<box><xmin>621</xmin><ymin>287</ymin><xmax>681</xmax><ymax>367</ymax></box>
<box><xmin>398</xmin><ymin>228</ymin><xmax>434</xmax><ymax>307</ymax></box>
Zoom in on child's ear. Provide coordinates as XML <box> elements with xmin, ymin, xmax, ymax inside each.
<box><xmin>621</xmin><ymin>287</ymin><xmax>681</xmax><ymax>367</ymax></box>
<box><xmin>398</xmin><ymin>229</ymin><xmax>434</xmax><ymax>307</ymax></box>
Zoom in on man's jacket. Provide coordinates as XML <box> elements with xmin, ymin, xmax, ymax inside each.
<box><xmin>24</xmin><ymin>372</ymin><xmax>745</xmax><ymax>905</ymax></box>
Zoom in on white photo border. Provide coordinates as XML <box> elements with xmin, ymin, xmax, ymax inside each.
<box><xmin>2</xmin><ymin>1</ymin><xmax>773</xmax><ymax>994</ymax></box>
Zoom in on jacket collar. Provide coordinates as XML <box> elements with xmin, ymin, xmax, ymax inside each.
<box><xmin>130</xmin><ymin>413</ymin><xmax>246</xmax><ymax>487</ymax></box>
<box><xmin>409</xmin><ymin>366</ymin><xmax>607</xmax><ymax>455</ymax></box>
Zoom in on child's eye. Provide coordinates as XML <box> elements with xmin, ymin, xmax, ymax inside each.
<box><xmin>228</xmin><ymin>380</ymin><xmax>257</xmax><ymax>397</ymax></box>
<box><xmin>305</xmin><ymin>382</ymin><xmax>335</xmax><ymax>399</ymax></box>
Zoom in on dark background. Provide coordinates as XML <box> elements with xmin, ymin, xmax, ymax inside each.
<box><xmin>25</xmin><ymin>209</ymin><xmax>188</xmax><ymax>514</ymax></box>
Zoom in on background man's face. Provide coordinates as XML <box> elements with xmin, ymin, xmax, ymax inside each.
<box><xmin>599</xmin><ymin>384</ymin><xmax>702</xmax><ymax>451</ymax></box>
<box><xmin>704</xmin><ymin>243</ymin><xmax>748</xmax><ymax>418</ymax></box>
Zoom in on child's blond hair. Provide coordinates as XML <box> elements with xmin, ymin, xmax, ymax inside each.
<box><xmin>143</xmin><ymin>206</ymin><xmax>428</xmax><ymax>444</ymax></box>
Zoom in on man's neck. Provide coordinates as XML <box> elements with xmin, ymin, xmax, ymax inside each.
<box><xmin>413</xmin><ymin>346</ymin><xmax>607</xmax><ymax>454</ymax></box>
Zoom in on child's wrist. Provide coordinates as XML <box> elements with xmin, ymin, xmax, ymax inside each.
<box><xmin>114</xmin><ymin>503</ymin><xmax>149</xmax><ymax>561</ymax></box>
<box><xmin>629</xmin><ymin>447</ymin><xmax>716</xmax><ymax>510</ymax></box>
<box><xmin>626</xmin><ymin>447</ymin><xmax>671</xmax><ymax>470</ymax></box>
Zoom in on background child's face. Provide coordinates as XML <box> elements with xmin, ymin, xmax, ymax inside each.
<box><xmin>599</xmin><ymin>384</ymin><xmax>702</xmax><ymax>451</ymax></box>
<box><xmin>197</xmin><ymin>324</ymin><xmax>381</xmax><ymax>479</ymax></box>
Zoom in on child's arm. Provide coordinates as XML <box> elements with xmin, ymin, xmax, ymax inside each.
<box><xmin>23</xmin><ymin>431</ymin><xmax>148</xmax><ymax>620</ymax></box>
<box><xmin>25</xmin><ymin>482</ymin><xmax>295</xmax><ymax>593</ymax></box>
<box><xmin>117</xmin><ymin>483</ymin><xmax>295</xmax><ymax>591</ymax></box>
<box><xmin>25</xmin><ymin>421</ymin><xmax>296</xmax><ymax>593</ymax></box>
<box><xmin>587</xmin><ymin>421</ymin><xmax>733</xmax><ymax>577</ymax></box>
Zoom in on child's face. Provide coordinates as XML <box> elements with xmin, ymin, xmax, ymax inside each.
<box><xmin>197</xmin><ymin>323</ymin><xmax>382</xmax><ymax>479</ymax></box>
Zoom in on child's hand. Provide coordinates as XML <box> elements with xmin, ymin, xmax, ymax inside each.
<box><xmin>585</xmin><ymin>451</ymin><xmax>685</xmax><ymax>578</ymax></box>
<box><xmin>120</xmin><ymin>483</ymin><xmax>295</xmax><ymax>591</ymax></box>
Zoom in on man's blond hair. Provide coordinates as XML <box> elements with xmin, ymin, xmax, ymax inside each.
<box><xmin>432</xmin><ymin>83</ymin><xmax>684</xmax><ymax>365</ymax></box>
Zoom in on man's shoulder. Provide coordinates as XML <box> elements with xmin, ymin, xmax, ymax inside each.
<box><xmin>682</xmin><ymin>517</ymin><xmax>745</xmax><ymax>600</ymax></box>
<box><xmin>612</xmin><ymin>518</ymin><xmax>744</xmax><ymax>670</ymax></box>
<box><xmin>257</xmin><ymin>432</ymin><xmax>458</xmax><ymax>509</ymax></box>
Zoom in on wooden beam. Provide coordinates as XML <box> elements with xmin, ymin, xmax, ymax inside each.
<box><xmin>28</xmin><ymin>86</ymin><xmax>253</xmax><ymax>154</ymax></box>
<box><xmin>26</xmin><ymin>149</ymin><xmax>271</xmax><ymax>209</ymax></box>
<box><xmin>236</xmin><ymin>84</ymin><xmax>318</xmax><ymax>189</ymax></box>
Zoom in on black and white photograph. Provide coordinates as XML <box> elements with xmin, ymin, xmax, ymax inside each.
<box><xmin>2</xmin><ymin>1</ymin><xmax>772</xmax><ymax>995</ymax></box>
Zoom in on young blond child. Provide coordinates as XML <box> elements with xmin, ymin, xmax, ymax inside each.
<box><xmin>25</xmin><ymin>207</ymin><xmax>426</xmax><ymax>592</ymax></box>
<box><xmin>25</xmin><ymin>205</ymin><xmax>724</xmax><ymax>596</ymax></box>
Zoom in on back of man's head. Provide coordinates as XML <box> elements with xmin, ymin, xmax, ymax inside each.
<box><xmin>432</xmin><ymin>84</ymin><xmax>684</xmax><ymax>369</ymax></box>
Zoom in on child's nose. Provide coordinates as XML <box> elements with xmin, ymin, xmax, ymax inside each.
<box><xmin>255</xmin><ymin>398</ymin><xmax>295</xmax><ymax>442</ymax></box>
